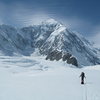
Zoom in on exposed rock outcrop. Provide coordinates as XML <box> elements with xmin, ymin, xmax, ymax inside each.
<box><xmin>46</xmin><ymin>50</ymin><xmax>78</xmax><ymax>67</ymax></box>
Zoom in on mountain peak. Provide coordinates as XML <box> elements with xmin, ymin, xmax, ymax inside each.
<box><xmin>0</xmin><ymin>19</ymin><xmax>99</xmax><ymax>66</ymax></box>
<box><xmin>42</xmin><ymin>18</ymin><xmax>61</xmax><ymax>25</ymax></box>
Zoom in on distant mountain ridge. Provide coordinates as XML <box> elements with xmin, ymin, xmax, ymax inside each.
<box><xmin>0</xmin><ymin>19</ymin><xmax>99</xmax><ymax>66</ymax></box>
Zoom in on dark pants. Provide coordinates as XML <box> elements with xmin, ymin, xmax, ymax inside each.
<box><xmin>81</xmin><ymin>77</ymin><xmax>84</xmax><ymax>84</ymax></box>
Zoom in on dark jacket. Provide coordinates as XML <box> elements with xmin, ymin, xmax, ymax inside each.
<box><xmin>80</xmin><ymin>72</ymin><xmax>86</xmax><ymax>80</ymax></box>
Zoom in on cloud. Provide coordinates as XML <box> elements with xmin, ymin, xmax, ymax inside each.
<box><xmin>89</xmin><ymin>25</ymin><xmax>100</xmax><ymax>48</ymax></box>
<box><xmin>0</xmin><ymin>19</ymin><xmax>3</xmax><ymax>24</ymax></box>
<box><xmin>0</xmin><ymin>1</ymin><xmax>99</xmax><ymax>49</ymax></box>
<box><xmin>60</xmin><ymin>17</ymin><xmax>91</xmax><ymax>28</ymax></box>
<box><xmin>12</xmin><ymin>9</ymin><xmax>50</xmax><ymax>26</ymax></box>
<box><xmin>0</xmin><ymin>2</ymin><xmax>6</xmax><ymax>24</ymax></box>
<box><xmin>0</xmin><ymin>1</ymin><xmax>94</xmax><ymax>30</ymax></box>
<box><xmin>53</xmin><ymin>16</ymin><xmax>94</xmax><ymax>37</ymax></box>
<box><xmin>0</xmin><ymin>2</ymin><xmax>50</xmax><ymax>27</ymax></box>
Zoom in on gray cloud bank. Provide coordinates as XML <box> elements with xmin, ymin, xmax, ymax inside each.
<box><xmin>0</xmin><ymin>2</ymin><xmax>99</xmax><ymax>48</ymax></box>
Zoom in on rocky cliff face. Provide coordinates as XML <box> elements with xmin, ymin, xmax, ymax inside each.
<box><xmin>46</xmin><ymin>50</ymin><xmax>78</xmax><ymax>67</ymax></box>
<box><xmin>0</xmin><ymin>19</ymin><xmax>99</xmax><ymax>66</ymax></box>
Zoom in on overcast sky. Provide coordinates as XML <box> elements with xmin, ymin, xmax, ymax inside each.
<box><xmin>0</xmin><ymin>0</ymin><xmax>100</xmax><ymax>47</ymax></box>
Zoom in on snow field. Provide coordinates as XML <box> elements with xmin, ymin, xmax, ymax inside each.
<box><xmin>0</xmin><ymin>56</ymin><xmax>100</xmax><ymax>100</ymax></box>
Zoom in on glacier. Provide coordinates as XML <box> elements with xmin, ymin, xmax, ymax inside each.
<box><xmin>0</xmin><ymin>55</ymin><xmax>100</xmax><ymax>100</ymax></box>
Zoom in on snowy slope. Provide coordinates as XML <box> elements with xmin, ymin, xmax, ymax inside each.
<box><xmin>0</xmin><ymin>56</ymin><xmax>100</xmax><ymax>100</ymax></box>
<box><xmin>0</xmin><ymin>19</ymin><xmax>99</xmax><ymax>66</ymax></box>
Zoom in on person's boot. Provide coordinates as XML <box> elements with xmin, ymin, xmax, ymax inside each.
<box><xmin>81</xmin><ymin>80</ymin><xmax>84</xmax><ymax>84</ymax></box>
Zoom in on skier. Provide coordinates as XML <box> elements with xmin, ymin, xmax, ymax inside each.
<box><xmin>80</xmin><ymin>72</ymin><xmax>86</xmax><ymax>84</ymax></box>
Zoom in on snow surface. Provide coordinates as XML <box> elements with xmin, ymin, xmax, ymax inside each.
<box><xmin>0</xmin><ymin>55</ymin><xmax>100</xmax><ymax>100</ymax></box>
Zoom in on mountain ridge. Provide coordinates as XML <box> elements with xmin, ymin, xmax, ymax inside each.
<box><xmin>0</xmin><ymin>19</ymin><xmax>99</xmax><ymax>66</ymax></box>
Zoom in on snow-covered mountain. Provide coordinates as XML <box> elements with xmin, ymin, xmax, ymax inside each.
<box><xmin>0</xmin><ymin>19</ymin><xmax>99</xmax><ymax>66</ymax></box>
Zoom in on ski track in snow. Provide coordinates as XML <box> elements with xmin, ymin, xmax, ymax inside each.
<box><xmin>0</xmin><ymin>56</ymin><xmax>100</xmax><ymax>100</ymax></box>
